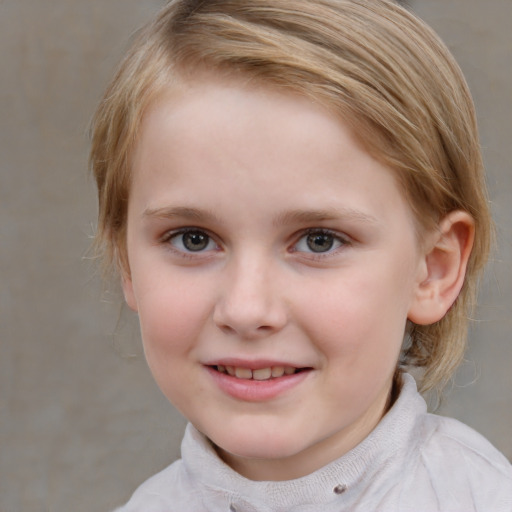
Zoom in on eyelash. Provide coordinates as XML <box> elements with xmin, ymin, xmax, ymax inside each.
<box><xmin>160</xmin><ymin>227</ymin><xmax>350</xmax><ymax>259</ymax></box>
<box><xmin>292</xmin><ymin>228</ymin><xmax>350</xmax><ymax>258</ymax></box>
<box><xmin>160</xmin><ymin>228</ymin><xmax>220</xmax><ymax>257</ymax></box>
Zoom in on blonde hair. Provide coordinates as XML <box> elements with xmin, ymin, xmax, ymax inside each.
<box><xmin>90</xmin><ymin>0</ymin><xmax>492</xmax><ymax>391</ymax></box>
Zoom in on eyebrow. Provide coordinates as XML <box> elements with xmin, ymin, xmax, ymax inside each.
<box><xmin>272</xmin><ymin>208</ymin><xmax>379</xmax><ymax>227</ymax></box>
<box><xmin>143</xmin><ymin>205</ymin><xmax>379</xmax><ymax>227</ymax></box>
<box><xmin>142</xmin><ymin>206</ymin><xmax>223</xmax><ymax>224</ymax></box>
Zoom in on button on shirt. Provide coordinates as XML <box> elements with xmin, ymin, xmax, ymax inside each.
<box><xmin>114</xmin><ymin>374</ymin><xmax>512</xmax><ymax>512</ymax></box>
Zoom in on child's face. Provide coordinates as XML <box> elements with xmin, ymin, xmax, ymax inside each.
<box><xmin>122</xmin><ymin>75</ymin><xmax>428</xmax><ymax>480</ymax></box>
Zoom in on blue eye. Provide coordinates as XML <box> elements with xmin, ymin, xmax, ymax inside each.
<box><xmin>169</xmin><ymin>230</ymin><xmax>217</xmax><ymax>252</ymax></box>
<box><xmin>295</xmin><ymin>230</ymin><xmax>344</xmax><ymax>253</ymax></box>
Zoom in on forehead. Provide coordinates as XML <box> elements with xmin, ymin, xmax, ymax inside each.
<box><xmin>128</xmin><ymin>75</ymin><xmax>418</xmax><ymax>242</ymax></box>
<box><xmin>134</xmin><ymin>73</ymin><xmax>378</xmax><ymax>181</ymax></box>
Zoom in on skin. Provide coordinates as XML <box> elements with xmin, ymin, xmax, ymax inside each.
<box><xmin>121</xmin><ymin>75</ymin><xmax>472</xmax><ymax>481</ymax></box>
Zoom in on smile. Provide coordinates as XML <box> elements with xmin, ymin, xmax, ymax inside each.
<box><xmin>206</xmin><ymin>363</ymin><xmax>313</xmax><ymax>402</ymax></box>
<box><xmin>213</xmin><ymin>365</ymin><xmax>302</xmax><ymax>381</ymax></box>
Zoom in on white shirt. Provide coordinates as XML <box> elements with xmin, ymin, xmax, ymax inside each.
<box><xmin>114</xmin><ymin>374</ymin><xmax>512</xmax><ymax>511</ymax></box>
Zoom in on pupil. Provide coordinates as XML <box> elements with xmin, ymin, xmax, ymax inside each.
<box><xmin>183</xmin><ymin>232</ymin><xmax>209</xmax><ymax>251</ymax></box>
<box><xmin>307</xmin><ymin>233</ymin><xmax>334</xmax><ymax>253</ymax></box>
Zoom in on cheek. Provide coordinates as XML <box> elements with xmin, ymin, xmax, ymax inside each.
<box><xmin>134</xmin><ymin>276</ymin><xmax>213</xmax><ymax>361</ymax></box>
<box><xmin>296</xmin><ymin>268</ymin><xmax>411</xmax><ymax>361</ymax></box>
<box><xmin>134</xmin><ymin>279</ymin><xmax>214</xmax><ymax>406</ymax></box>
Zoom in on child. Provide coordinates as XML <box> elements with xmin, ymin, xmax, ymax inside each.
<box><xmin>90</xmin><ymin>0</ymin><xmax>512</xmax><ymax>510</ymax></box>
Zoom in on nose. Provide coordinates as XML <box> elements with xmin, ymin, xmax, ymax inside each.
<box><xmin>213</xmin><ymin>255</ymin><xmax>287</xmax><ymax>340</ymax></box>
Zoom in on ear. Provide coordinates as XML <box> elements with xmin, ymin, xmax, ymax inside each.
<box><xmin>408</xmin><ymin>211</ymin><xmax>475</xmax><ymax>325</ymax></box>
<box><xmin>115</xmin><ymin>243</ymin><xmax>139</xmax><ymax>312</ymax></box>
<box><xmin>121</xmin><ymin>271</ymin><xmax>139</xmax><ymax>312</ymax></box>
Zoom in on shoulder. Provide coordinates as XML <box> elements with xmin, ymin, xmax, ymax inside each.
<box><xmin>112</xmin><ymin>459</ymin><xmax>199</xmax><ymax>512</ymax></box>
<box><xmin>421</xmin><ymin>413</ymin><xmax>512</xmax><ymax>474</ymax></box>
<box><xmin>402</xmin><ymin>412</ymin><xmax>512</xmax><ymax>511</ymax></box>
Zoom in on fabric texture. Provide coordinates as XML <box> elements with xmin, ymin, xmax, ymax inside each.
<box><xmin>114</xmin><ymin>374</ymin><xmax>512</xmax><ymax>512</ymax></box>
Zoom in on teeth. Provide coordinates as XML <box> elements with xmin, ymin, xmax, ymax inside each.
<box><xmin>253</xmin><ymin>367</ymin><xmax>272</xmax><ymax>380</ymax></box>
<box><xmin>216</xmin><ymin>365</ymin><xmax>299</xmax><ymax>380</ymax></box>
<box><xmin>271</xmin><ymin>366</ymin><xmax>285</xmax><ymax>377</ymax></box>
<box><xmin>235</xmin><ymin>367</ymin><xmax>252</xmax><ymax>379</ymax></box>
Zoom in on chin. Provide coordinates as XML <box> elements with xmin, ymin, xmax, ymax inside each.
<box><xmin>210</xmin><ymin>426</ymin><xmax>305</xmax><ymax>460</ymax></box>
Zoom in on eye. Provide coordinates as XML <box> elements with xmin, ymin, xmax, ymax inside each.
<box><xmin>168</xmin><ymin>229</ymin><xmax>217</xmax><ymax>253</ymax></box>
<box><xmin>294</xmin><ymin>229</ymin><xmax>346</xmax><ymax>254</ymax></box>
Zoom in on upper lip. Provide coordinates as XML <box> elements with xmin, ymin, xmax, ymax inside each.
<box><xmin>203</xmin><ymin>358</ymin><xmax>310</xmax><ymax>370</ymax></box>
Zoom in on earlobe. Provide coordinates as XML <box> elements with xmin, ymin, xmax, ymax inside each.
<box><xmin>117</xmin><ymin>245</ymin><xmax>138</xmax><ymax>312</ymax></box>
<box><xmin>408</xmin><ymin>211</ymin><xmax>475</xmax><ymax>325</ymax></box>
<box><xmin>121</xmin><ymin>273</ymin><xmax>139</xmax><ymax>312</ymax></box>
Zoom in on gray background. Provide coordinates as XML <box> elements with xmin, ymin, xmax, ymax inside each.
<box><xmin>1</xmin><ymin>1</ymin><xmax>510</xmax><ymax>511</ymax></box>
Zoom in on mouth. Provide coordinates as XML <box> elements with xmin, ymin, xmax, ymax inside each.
<box><xmin>209</xmin><ymin>364</ymin><xmax>310</xmax><ymax>381</ymax></box>
<box><xmin>205</xmin><ymin>361</ymin><xmax>313</xmax><ymax>401</ymax></box>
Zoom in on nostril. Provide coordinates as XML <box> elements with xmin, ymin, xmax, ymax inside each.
<box><xmin>217</xmin><ymin>324</ymin><xmax>236</xmax><ymax>335</ymax></box>
<box><xmin>256</xmin><ymin>324</ymin><xmax>274</xmax><ymax>331</ymax></box>
<box><xmin>215</xmin><ymin>318</ymin><xmax>280</xmax><ymax>339</ymax></box>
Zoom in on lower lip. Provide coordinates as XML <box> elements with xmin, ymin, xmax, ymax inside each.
<box><xmin>206</xmin><ymin>366</ymin><xmax>311</xmax><ymax>402</ymax></box>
